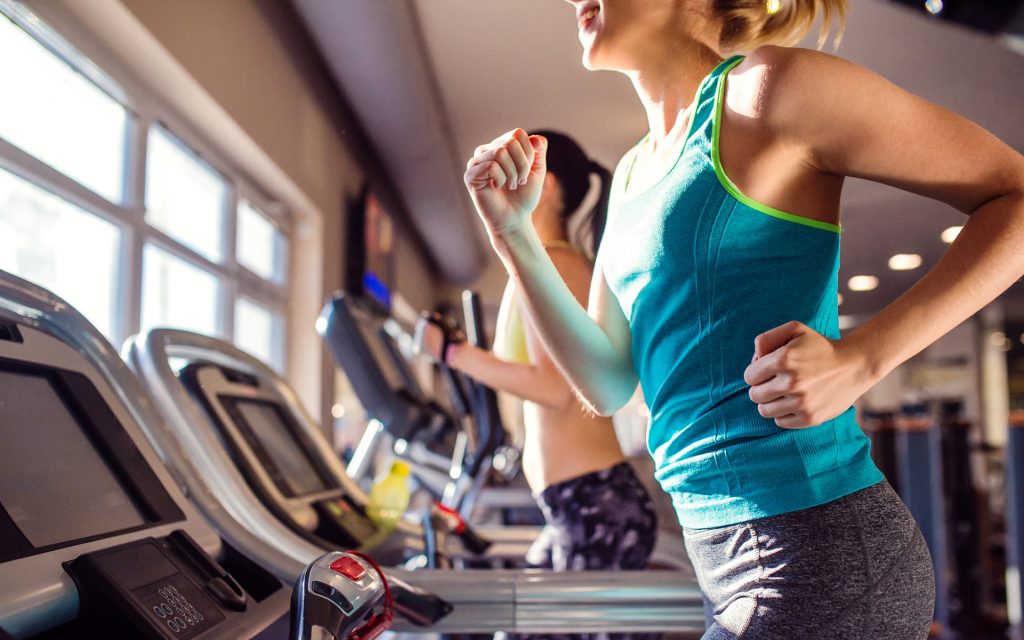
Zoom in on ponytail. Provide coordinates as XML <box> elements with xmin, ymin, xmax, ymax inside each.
<box><xmin>715</xmin><ymin>0</ymin><xmax>847</xmax><ymax>52</ymax></box>
<box><xmin>573</xmin><ymin>161</ymin><xmax>612</xmax><ymax>260</ymax></box>
<box><xmin>531</xmin><ymin>129</ymin><xmax>611</xmax><ymax>260</ymax></box>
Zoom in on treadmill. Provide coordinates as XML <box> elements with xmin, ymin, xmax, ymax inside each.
<box><xmin>318</xmin><ymin>292</ymin><xmax>530</xmax><ymax>522</ymax></box>
<box><xmin>316</xmin><ymin>293</ymin><xmax>461</xmax><ymax>487</ymax></box>
<box><xmin>0</xmin><ymin>271</ymin><xmax>291</xmax><ymax>639</ymax></box>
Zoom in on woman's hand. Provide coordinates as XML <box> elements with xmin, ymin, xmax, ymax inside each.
<box><xmin>464</xmin><ymin>128</ymin><xmax>548</xmax><ymax>238</ymax></box>
<box><xmin>743</xmin><ymin>321</ymin><xmax>875</xmax><ymax>429</ymax></box>
<box><xmin>413</xmin><ymin>317</ymin><xmax>445</xmax><ymax>362</ymax></box>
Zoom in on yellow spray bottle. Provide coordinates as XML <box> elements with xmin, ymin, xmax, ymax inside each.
<box><xmin>366</xmin><ymin>461</ymin><xmax>411</xmax><ymax>530</ymax></box>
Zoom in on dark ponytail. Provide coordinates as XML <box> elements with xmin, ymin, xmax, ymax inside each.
<box><xmin>532</xmin><ymin>130</ymin><xmax>612</xmax><ymax>260</ymax></box>
<box><xmin>581</xmin><ymin>160</ymin><xmax>612</xmax><ymax>259</ymax></box>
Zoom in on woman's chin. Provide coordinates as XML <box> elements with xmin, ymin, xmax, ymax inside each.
<box><xmin>580</xmin><ymin>46</ymin><xmax>607</xmax><ymax>71</ymax></box>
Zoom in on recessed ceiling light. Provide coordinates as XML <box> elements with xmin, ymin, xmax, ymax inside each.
<box><xmin>888</xmin><ymin>254</ymin><xmax>922</xmax><ymax>271</ymax></box>
<box><xmin>991</xmin><ymin>332</ymin><xmax>1009</xmax><ymax>350</ymax></box>
<box><xmin>837</xmin><ymin>293</ymin><xmax>843</xmax><ymax>306</ymax></box>
<box><xmin>924</xmin><ymin>0</ymin><xmax>944</xmax><ymax>14</ymax></box>
<box><xmin>941</xmin><ymin>226</ymin><xmax>962</xmax><ymax>244</ymax></box>
<box><xmin>848</xmin><ymin>275</ymin><xmax>878</xmax><ymax>292</ymax></box>
<box><xmin>331</xmin><ymin>404</ymin><xmax>347</xmax><ymax>419</ymax></box>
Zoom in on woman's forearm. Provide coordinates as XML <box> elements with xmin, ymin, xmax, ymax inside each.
<box><xmin>491</xmin><ymin>225</ymin><xmax>638</xmax><ymax>415</ymax></box>
<box><xmin>847</xmin><ymin>190</ymin><xmax>1024</xmax><ymax>382</ymax></box>
<box><xmin>447</xmin><ymin>342</ymin><xmax>572</xmax><ymax>409</ymax></box>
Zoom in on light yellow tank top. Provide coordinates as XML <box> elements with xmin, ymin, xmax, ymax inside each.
<box><xmin>493</xmin><ymin>241</ymin><xmax>580</xmax><ymax>365</ymax></box>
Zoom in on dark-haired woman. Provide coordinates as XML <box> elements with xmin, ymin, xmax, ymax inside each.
<box><xmin>461</xmin><ymin>0</ymin><xmax>1024</xmax><ymax>638</ymax></box>
<box><xmin>417</xmin><ymin>130</ymin><xmax>658</xmax><ymax>574</ymax></box>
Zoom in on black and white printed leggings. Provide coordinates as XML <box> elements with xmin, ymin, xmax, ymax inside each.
<box><xmin>525</xmin><ymin>461</ymin><xmax>659</xmax><ymax>571</ymax></box>
<box><xmin>514</xmin><ymin>462</ymin><xmax>661</xmax><ymax>640</ymax></box>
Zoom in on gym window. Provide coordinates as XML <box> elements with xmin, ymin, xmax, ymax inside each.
<box><xmin>0</xmin><ymin>1</ymin><xmax>290</xmax><ymax>371</ymax></box>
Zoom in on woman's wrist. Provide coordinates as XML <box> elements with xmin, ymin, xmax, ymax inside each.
<box><xmin>838</xmin><ymin>328</ymin><xmax>890</xmax><ymax>388</ymax></box>
<box><xmin>444</xmin><ymin>341</ymin><xmax>466</xmax><ymax>368</ymax></box>
<box><xmin>488</xmin><ymin>223</ymin><xmax>546</xmax><ymax>275</ymax></box>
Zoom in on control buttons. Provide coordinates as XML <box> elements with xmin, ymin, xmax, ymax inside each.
<box><xmin>329</xmin><ymin>556</ymin><xmax>366</xmax><ymax>581</ymax></box>
<box><xmin>148</xmin><ymin>582</ymin><xmax>207</xmax><ymax>634</ymax></box>
<box><xmin>153</xmin><ymin>603</ymin><xmax>173</xmax><ymax>618</ymax></box>
<box><xmin>310</xmin><ymin>580</ymin><xmax>354</xmax><ymax>613</ymax></box>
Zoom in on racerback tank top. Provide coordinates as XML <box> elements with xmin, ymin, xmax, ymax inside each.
<box><xmin>598</xmin><ymin>55</ymin><xmax>882</xmax><ymax>529</ymax></box>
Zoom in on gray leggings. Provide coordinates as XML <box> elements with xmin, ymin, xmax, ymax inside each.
<box><xmin>683</xmin><ymin>481</ymin><xmax>934</xmax><ymax>639</ymax></box>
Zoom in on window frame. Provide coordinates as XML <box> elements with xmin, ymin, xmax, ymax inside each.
<box><xmin>0</xmin><ymin>0</ymin><xmax>291</xmax><ymax>367</ymax></box>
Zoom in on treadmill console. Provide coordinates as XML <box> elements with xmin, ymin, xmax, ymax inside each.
<box><xmin>178</xmin><ymin>363</ymin><xmax>380</xmax><ymax>550</ymax></box>
<box><xmin>318</xmin><ymin>293</ymin><xmax>438</xmax><ymax>442</ymax></box>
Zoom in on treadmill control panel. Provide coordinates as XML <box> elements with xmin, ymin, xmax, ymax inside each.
<box><xmin>137</xmin><ymin>574</ymin><xmax>220</xmax><ymax>638</ymax></box>
<box><xmin>314</xmin><ymin>495</ymin><xmax>379</xmax><ymax>547</ymax></box>
<box><xmin>66</xmin><ymin>531</ymin><xmax>248</xmax><ymax>640</ymax></box>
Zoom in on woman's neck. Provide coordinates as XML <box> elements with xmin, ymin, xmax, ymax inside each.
<box><xmin>623</xmin><ymin>33</ymin><xmax>722</xmax><ymax>147</ymax></box>
<box><xmin>533</xmin><ymin>202</ymin><xmax>568</xmax><ymax>246</ymax></box>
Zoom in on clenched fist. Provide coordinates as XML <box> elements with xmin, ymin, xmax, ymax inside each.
<box><xmin>464</xmin><ymin>128</ymin><xmax>548</xmax><ymax>238</ymax></box>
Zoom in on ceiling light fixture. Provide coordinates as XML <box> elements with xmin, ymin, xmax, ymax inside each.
<box><xmin>848</xmin><ymin>275</ymin><xmax>879</xmax><ymax>292</ymax></box>
<box><xmin>941</xmin><ymin>226</ymin><xmax>962</xmax><ymax>244</ymax></box>
<box><xmin>991</xmin><ymin>332</ymin><xmax>1009</xmax><ymax>350</ymax></box>
<box><xmin>888</xmin><ymin>254</ymin><xmax>922</xmax><ymax>271</ymax></box>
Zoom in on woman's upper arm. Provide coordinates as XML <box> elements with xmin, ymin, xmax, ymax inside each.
<box><xmin>756</xmin><ymin>46</ymin><xmax>1024</xmax><ymax>212</ymax></box>
<box><xmin>585</xmin><ymin>254</ymin><xmax>635</xmax><ymax>378</ymax></box>
<box><xmin>527</xmin><ymin>247</ymin><xmax>636</xmax><ymax>399</ymax></box>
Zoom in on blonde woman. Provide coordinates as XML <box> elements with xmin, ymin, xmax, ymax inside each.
<box><xmin>461</xmin><ymin>1</ymin><xmax>1024</xmax><ymax>638</ymax></box>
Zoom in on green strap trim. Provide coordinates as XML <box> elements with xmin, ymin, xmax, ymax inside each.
<box><xmin>622</xmin><ymin>56</ymin><xmax>745</xmax><ymax>195</ymax></box>
<box><xmin>711</xmin><ymin>58</ymin><xmax>842</xmax><ymax>234</ymax></box>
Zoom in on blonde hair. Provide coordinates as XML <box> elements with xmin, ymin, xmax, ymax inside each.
<box><xmin>714</xmin><ymin>0</ymin><xmax>847</xmax><ymax>52</ymax></box>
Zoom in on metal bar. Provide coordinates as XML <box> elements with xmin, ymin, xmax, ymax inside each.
<box><xmin>347</xmin><ymin>419</ymin><xmax>384</xmax><ymax>481</ymax></box>
<box><xmin>1006</xmin><ymin>419</ymin><xmax>1024</xmax><ymax>640</ymax></box>
<box><xmin>386</xmin><ymin>569</ymin><xmax>705</xmax><ymax>634</ymax></box>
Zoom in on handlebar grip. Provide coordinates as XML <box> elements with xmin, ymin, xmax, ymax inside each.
<box><xmin>387</xmin><ymin>576</ymin><xmax>454</xmax><ymax>626</ymax></box>
<box><xmin>456</xmin><ymin>523</ymin><xmax>493</xmax><ymax>555</ymax></box>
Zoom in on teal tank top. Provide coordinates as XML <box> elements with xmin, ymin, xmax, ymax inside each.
<box><xmin>599</xmin><ymin>55</ymin><xmax>882</xmax><ymax>529</ymax></box>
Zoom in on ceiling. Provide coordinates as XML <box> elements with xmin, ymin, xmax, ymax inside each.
<box><xmin>295</xmin><ymin>0</ymin><xmax>1023</xmax><ymax>316</ymax></box>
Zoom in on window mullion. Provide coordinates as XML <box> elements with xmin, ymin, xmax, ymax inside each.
<box><xmin>236</xmin><ymin>270</ymin><xmax>288</xmax><ymax>306</ymax></box>
<box><xmin>120</xmin><ymin>114</ymin><xmax>150</xmax><ymax>342</ymax></box>
<box><xmin>222</xmin><ymin>183</ymin><xmax>240</xmax><ymax>340</ymax></box>
<box><xmin>0</xmin><ymin>137</ymin><xmax>133</xmax><ymax>226</ymax></box>
<box><xmin>144</xmin><ymin>228</ymin><xmax>231</xmax><ymax>281</ymax></box>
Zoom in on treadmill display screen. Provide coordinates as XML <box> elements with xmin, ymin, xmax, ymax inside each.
<box><xmin>355</xmin><ymin>314</ymin><xmax>405</xmax><ymax>392</ymax></box>
<box><xmin>227</xmin><ymin>398</ymin><xmax>329</xmax><ymax>498</ymax></box>
<box><xmin>0</xmin><ymin>370</ymin><xmax>148</xmax><ymax>548</ymax></box>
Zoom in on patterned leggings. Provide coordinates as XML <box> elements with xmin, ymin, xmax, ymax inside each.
<box><xmin>515</xmin><ymin>462</ymin><xmax>661</xmax><ymax>640</ymax></box>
